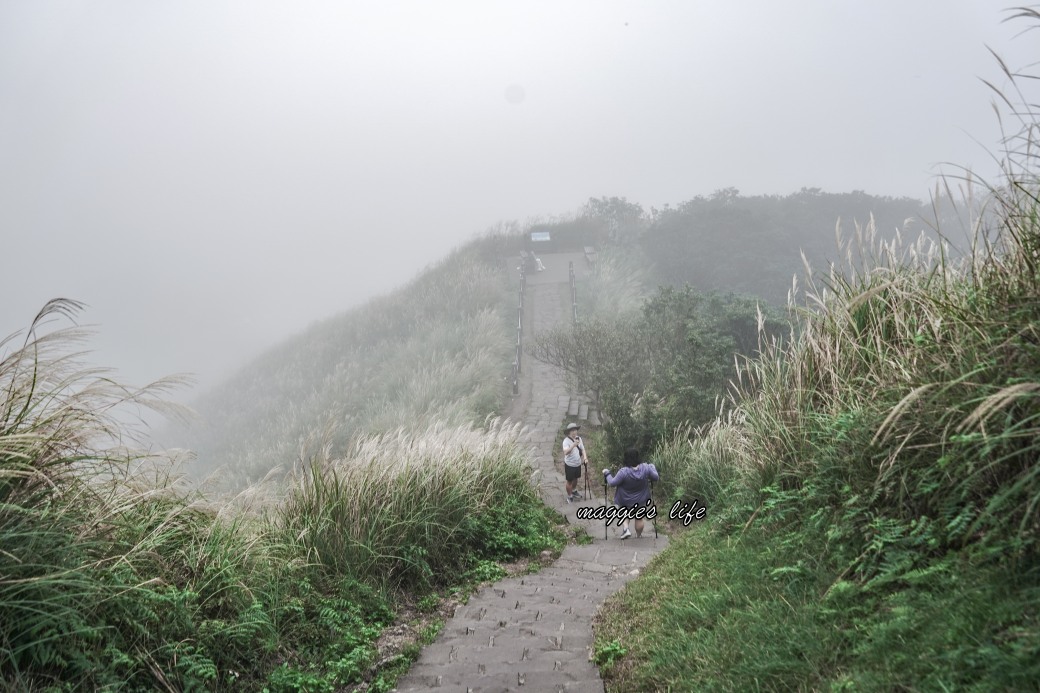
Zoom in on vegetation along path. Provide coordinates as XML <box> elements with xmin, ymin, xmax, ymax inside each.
<box><xmin>394</xmin><ymin>253</ymin><xmax>669</xmax><ymax>692</ymax></box>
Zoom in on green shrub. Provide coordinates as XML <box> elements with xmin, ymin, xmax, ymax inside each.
<box><xmin>532</xmin><ymin>285</ymin><xmax>787</xmax><ymax>462</ymax></box>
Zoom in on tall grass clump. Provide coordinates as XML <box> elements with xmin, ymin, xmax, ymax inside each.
<box><xmin>596</xmin><ymin>14</ymin><xmax>1040</xmax><ymax>690</ymax></box>
<box><xmin>279</xmin><ymin>418</ymin><xmax>562</xmax><ymax>590</ymax></box>
<box><xmin>0</xmin><ymin>299</ymin><xmax>269</xmax><ymax>689</ymax></box>
<box><xmin>735</xmin><ymin>174</ymin><xmax>1040</xmax><ymax>571</ymax></box>
<box><xmin>650</xmin><ymin>413</ymin><xmax>754</xmax><ymax>509</ymax></box>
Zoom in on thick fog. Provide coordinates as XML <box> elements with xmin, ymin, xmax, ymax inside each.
<box><xmin>0</xmin><ymin>1</ymin><xmax>1032</xmax><ymax>400</ymax></box>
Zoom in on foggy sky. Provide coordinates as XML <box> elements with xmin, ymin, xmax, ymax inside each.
<box><xmin>1</xmin><ymin>1</ymin><xmax>1034</xmax><ymax>403</ymax></box>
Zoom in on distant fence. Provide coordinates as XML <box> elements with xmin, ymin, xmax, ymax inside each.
<box><xmin>512</xmin><ymin>263</ymin><xmax>526</xmax><ymax>395</ymax></box>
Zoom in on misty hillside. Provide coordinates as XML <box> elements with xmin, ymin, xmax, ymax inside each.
<box><xmin>636</xmin><ymin>188</ymin><xmax>930</xmax><ymax>303</ymax></box>
<box><xmin>181</xmin><ymin>233</ymin><xmax>523</xmax><ymax>483</ymax></box>
<box><xmin>181</xmin><ymin>189</ymin><xmax>930</xmax><ymax>485</ymax></box>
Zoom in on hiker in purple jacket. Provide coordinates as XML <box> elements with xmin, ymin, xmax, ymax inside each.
<box><xmin>603</xmin><ymin>447</ymin><xmax>659</xmax><ymax>540</ymax></box>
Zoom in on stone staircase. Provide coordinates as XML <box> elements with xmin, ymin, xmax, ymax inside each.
<box><xmin>566</xmin><ymin>396</ymin><xmax>601</xmax><ymax>427</ymax></box>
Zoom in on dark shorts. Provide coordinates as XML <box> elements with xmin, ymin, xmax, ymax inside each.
<box><xmin>565</xmin><ymin>464</ymin><xmax>582</xmax><ymax>481</ymax></box>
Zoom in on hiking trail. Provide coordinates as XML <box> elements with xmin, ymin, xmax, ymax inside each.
<box><xmin>393</xmin><ymin>252</ymin><xmax>670</xmax><ymax>693</ymax></box>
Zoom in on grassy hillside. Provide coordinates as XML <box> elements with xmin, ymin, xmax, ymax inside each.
<box><xmin>640</xmin><ymin>188</ymin><xmax>930</xmax><ymax>304</ymax></box>
<box><xmin>593</xmin><ymin>46</ymin><xmax>1040</xmax><ymax>691</ymax></box>
<box><xmin>577</xmin><ymin>190</ymin><xmax>932</xmax><ymax>307</ymax></box>
<box><xmin>182</xmin><ymin>231</ymin><xmax>524</xmax><ymax>486</ymax></box>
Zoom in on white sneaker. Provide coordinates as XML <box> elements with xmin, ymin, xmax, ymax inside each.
<box><xmin>619</xmin><ymin>527</ymin><xmax>632</xmax><ymax>540</ymax></box>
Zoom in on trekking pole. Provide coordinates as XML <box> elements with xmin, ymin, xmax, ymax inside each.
<box><xmin>603</xmin><ymin>471</ymin><xmax>609</xmax><ymax>540</ymax></box>
<box><xmin>649</xmin><ymin>480</ymin><xmax>658</xmax><ymax>539</ymax></box>
<box><xmin>583</xmin><ymin>459</ymin><xmax>591</xmax><ymax>499</ymax></box>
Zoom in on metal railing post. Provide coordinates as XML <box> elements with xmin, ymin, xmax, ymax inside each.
<box><xmin>512</xmin><ymin>262</ymin><xmax>526</xmax><ymax>394</ymax></box>
<box><xmin>569</xmin><ymin>261</ymin><xmax>578</xmax><ymax>324</ymax></box>
<box><xmin>517</xmin><ymin>306</ymin><xmax>523</xmax><ymax>373</ymax></box>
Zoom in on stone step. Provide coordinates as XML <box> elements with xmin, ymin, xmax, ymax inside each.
<box><xmin>567</xmin><ymin>398</ymin><xmax>580</xmax><ymax>417</ymax></box>
<box><xmin>395</xmin><ymin>669</ymin><xmax>605</xmax><ymax>693</ymax></box>
<box><xmin>411</xmin><ymin>637</ymin><xmax>594</xmax><ymax>668</ymax></box>
<box><xmin>578</xmin><ymin>403</ymin><xmax>588</xmax><ymax>420</ymax></box>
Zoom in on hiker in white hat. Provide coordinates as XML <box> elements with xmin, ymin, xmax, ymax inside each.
<box><xmin>562</xmin><ymin>422</ymin><xmax>587</xmax><ymax>503</ymax></box>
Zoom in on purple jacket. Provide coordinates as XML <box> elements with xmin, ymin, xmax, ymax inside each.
<box><xmin>605</xmin><ymin>462</ymin><xmax>659</xmax><ymax>508</ymax></box>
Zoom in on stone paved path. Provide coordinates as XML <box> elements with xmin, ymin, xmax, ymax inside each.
<box><xmin>393</xmin><ymin>253</ymin><xmax>669</xmax><ymax>693</ymax></box>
